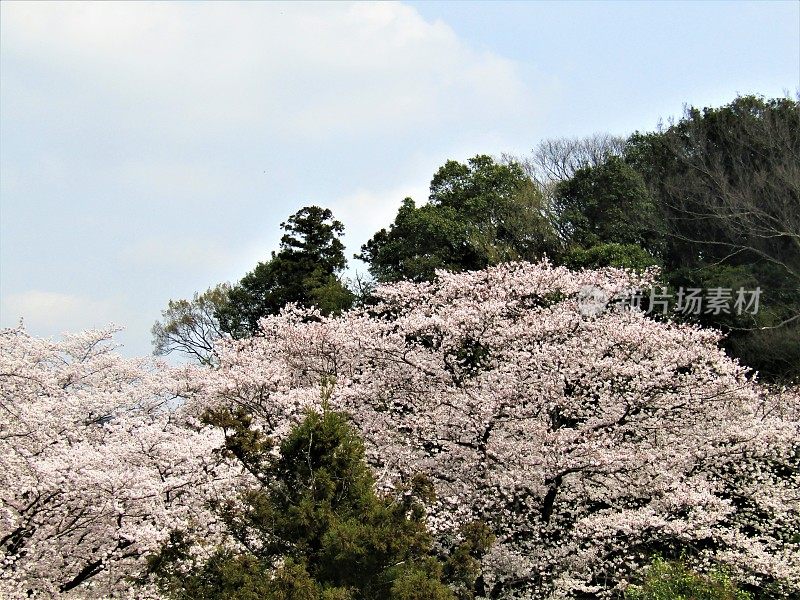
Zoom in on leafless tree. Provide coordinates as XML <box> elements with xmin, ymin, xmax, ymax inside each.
<box><xmin>151</xmin><ymin>283</ymin><xmax>231</xmax><ymax>365</ymax></box>
<box><xmin>513</xmin><ymin>133</ymin><xmax>627</xmax><ymax>190</ymax></box>
<box><xmin>502</xmin><ymin>134</ymin><xmax>627</xmax><ymax>247</ymax></box>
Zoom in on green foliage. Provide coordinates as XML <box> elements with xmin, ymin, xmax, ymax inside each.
<box><xmin>668</xmin><ymin>259</ymin><xmax>800</xmax><ymax>384</ymax></box>
<box><xmin>218</xmin><ymin>206</ymin><xmax>354</xmax><ymax>337</ymax></box>
<box><xmin>625</xmin><ymin>95</ymin><xmax>799</xmax><ymax>277</ymax></box>
<box><xmin>442</xmin><ymin>521</ymin><xmax>495</xmax><ymax>600</ymax></box>
<box><xmin>624</xmin><ymin>94</ymin><xmax>800</xmax><ymax>381</ymax></box>
<box><xmin>266</xmin><ymin>560</ymin><xmax>323</xmax><ymax>600</ymax></box>
<box><xmin>540</xmin><ymin>95</ymin><xmax>799</xmax><ymax>381</ymax></box>
<box><xmin>553</xmin><ymin>155</ymin><xmax>664</xmax><ymax>253</ymax></box>
<box><xmin>564</xmin><ymin>242</ymin><xmax>659</xmax><ymax>271</ymax></box>
<box><xmin>148</xmin><ymin>390</ymin><xmax>463</xmax><ymax>600</ymax></box>
<box><xmin>155</xmin><ymin>95</ymin><xmax>799</xmax><ymax>383</ymax></box>
<box><xmin>359</xmin><ymin>155</ymin><xmax>559</xmax><ymax>282</ymax></box>
<box><xmin>626</xmin><ymin>557</ymin><xmax>750</xmax><ymax>600</ymax></box>
<box><xmin>389</xmin><ymin>569</ymin><xmax>454</xmax><ymax>600</ymax></box>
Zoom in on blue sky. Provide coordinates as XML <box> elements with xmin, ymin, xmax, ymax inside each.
<box><xmin>1</xmin><ymin>0</ymin><xmax>798</xmax><ymax>356</ymax></box>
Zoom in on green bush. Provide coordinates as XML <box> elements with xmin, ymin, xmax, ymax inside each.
<box><xmin>564</xmin><ymin>242</ymin><xmax>659</xmax><ymax>271</ymax></box>
<box><xmin>626</xmin><ymin>557</ymin><xmax>750</xmax><ymax>600</ymax></box>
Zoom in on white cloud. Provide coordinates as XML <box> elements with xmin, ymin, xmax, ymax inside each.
<box><xmin>1</xmin><ymin>1</ymin><xmax>541</xmax><ymax>140</ymax></box>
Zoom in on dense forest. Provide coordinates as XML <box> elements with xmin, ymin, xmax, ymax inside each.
<box><xmin>2</xmin><ymin>95</ymin><xmax>798</xmax><ymax>600</ymax></box>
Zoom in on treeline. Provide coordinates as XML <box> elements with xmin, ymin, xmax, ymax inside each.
<box><xmin>154</xmin><ymin>94</ymin><xmax>800</xmax><ymax>381</ymax></box>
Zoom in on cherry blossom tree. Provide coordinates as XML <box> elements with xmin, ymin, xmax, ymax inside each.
<box><xmin>2</xmin><ymin>261</ymin><xmax>796</xmax><ymax>599</ymax></box>
<box><xmin>0</xmin><ymin>326</ymin><xmax>238</xmax><ymax>598</ymax></box>
<box><xmin>192</xmin><ymin>261</ymin><xmax>799</xmax><ymax>598</ymax></box>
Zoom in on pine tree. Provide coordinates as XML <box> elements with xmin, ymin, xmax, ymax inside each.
<box><xmin>218</xmin><ymin>206</ymin><xmax>354</xmax><ymax>338</ymax></box>
<box><xmin>148</xmin><ymin>388</ymin><xmax>462</xmax><ymax>600</ymax></box>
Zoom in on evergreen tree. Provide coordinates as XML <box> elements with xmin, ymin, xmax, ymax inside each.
<box><xmin>218</xmin><ymin>206</ymin><xmax>354</xmax><ymax>337</ymax></box>
<box><xmin>552</xmin><ymin>155</ymin><xmax>664</xmax><ymax>259</ymax></box>
<box><xmin>147</xmin><ymin>387</ymin><xmax>482</xmax><ymax>599</ymax></box>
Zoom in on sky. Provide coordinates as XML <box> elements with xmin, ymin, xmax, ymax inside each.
<box><xmin>1</xmin><ymin>0</ymin><xmax>798</xmax><ymax>357</ymax></box>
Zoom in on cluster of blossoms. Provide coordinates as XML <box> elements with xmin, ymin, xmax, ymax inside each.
<box><xmin>195</xmin><ymin>261</ymin><xmax>799</xmax><ymax>598</ymax></box>
<box><xmin>1</xmin><ymin>261</ymin><xmax>798</xmax><ymax>598</ymax></box>
<box><xmin>0</xmin><ymin>326</ymin><xmax>241</xmax><ymax>598</ymax></box>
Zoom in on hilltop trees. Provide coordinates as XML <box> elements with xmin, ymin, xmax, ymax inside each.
<box><xmin>551</xmin><ymin>155</ymin><xmax>663</xmax><ymax>270</ymax></box>
<box><xmin>153</xmin><ymin>206</ymin><xmax>354</xmax><ymax>359</ymax></box>
<box><xmin>358</xmin><ymin>156</ymin><xmax>558</xmax><ymax>282</ymax></box>
<box><xmin>624</xmin><ymin>95</ymin><xmax>800</xmax><ymax>381</ymax></box>
<box><xmin>502</xmin><ymin>95</ymin><xmax>799</xmax><ymax>381</ymax></box>
<box><xmin>520</xmin><ymin>133</ymin><xmax>626</xmax><ymax>193</ymax></box>
<box><xmin>626</xmin><ymin>95</ymin><xmax>800</xmax><ymax>282</ymax></box>
<box><xmin>153</xmin><ymin>96</ymin><xmax>798</xmax><ymax>380</ymax></box>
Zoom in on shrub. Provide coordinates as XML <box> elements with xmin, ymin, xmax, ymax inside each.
<box><xmin>626</xmin><ymin>557</ymin><xmax>750</xmax><ymax>600</ymax></box>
